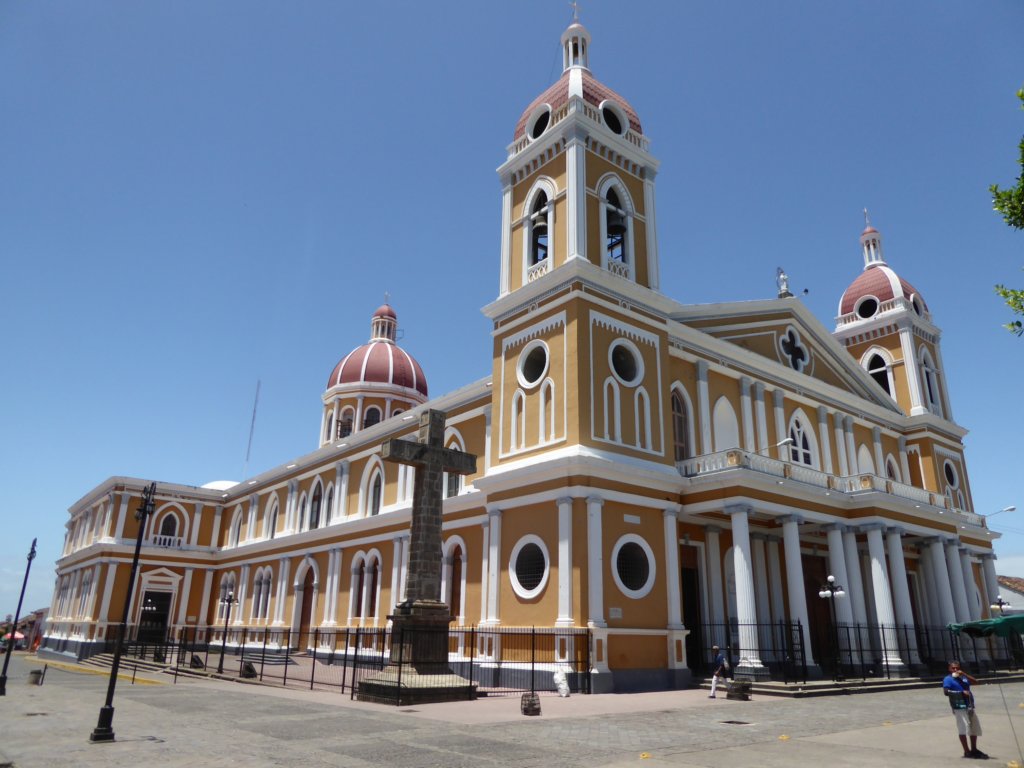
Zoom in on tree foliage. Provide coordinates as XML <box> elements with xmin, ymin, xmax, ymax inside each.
<box><xmin>991</xmin><ymin>89</ymin><xmax>1024</xmax><ymax>336</ymax></box>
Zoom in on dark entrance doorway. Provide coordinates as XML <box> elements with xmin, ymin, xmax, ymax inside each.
<box><xmin>803</xmin><ymin>556</ymin><xmax>834</xmax><ymax>674</ymax></box>
<box><xmin>680</xmin><ymin>544</ymin><xmax>705</xmax><ymax>671</ymax></box>
<box><xmin>298</xmin><ymin>569</ymin><xmax>315</xmax><ymax>640</ymax></box>
<box><xmin>138</xmin><ymin>590</ymin><xmax>172</xmax><ymax>643</ymax></box>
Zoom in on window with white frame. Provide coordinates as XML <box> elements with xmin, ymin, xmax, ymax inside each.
<box><xmin>325</xmin><ymin>485</ymin><xmax>334</xmax><ymax>525</ymax></box>
<box><xmin>509</xmin><ymin>535</ymin><xmax>549</xmax><ymax>600</ymax></box>
<box><xmin>919</xmin><ymin>347</ymin><xmax>943</xmax><ymax>417</ymax></box>
<box><xmin>528</xmin><ymin>190</ymin><xmax>550</xmax><ymax>266</ymax></box>
<box><xmin>309</xmin><ymin>483</ymin><xmax>323</xmax><ymax>530</ymax></box>
<box><xmin>337</xmin><ymin>409</ymin><xmax>354</xmax><ymax>438</ymax></box>
<box><xmin>671</xmin><ymin>390</ymin><xmax>691</xmax><ymax>462</ymax></box>
<box><xmin>788</xmin><ymin>418</ymin><xmax>814</xmax><ymax>466</ymax></box>
<box><xmin>943</xmin><ymin>459</ymin><xmax>966</xmax><ymax>511</ymax></box>
<box><xmin>369</xmin><ymin>473</ymin><xmax>382</xmax><ymax>516</ymax></box>
<box><xmin>611</xmin><ymin>534</ymin><xmax>656</xmax><ymax>599</ymax></box>
<box><xmin>363</xmin><ymin>406</ymin><xmax>382</xmax><ymax>429</ymax></box>
<box><xmin>77</xmin><ymin>571</ymin><xmax>92</xmax><ymax>617</ymax></box>
<box><xmin>228</xmin><ymin>508</ymin><xmax>243</xmax><ymax>547</ymax></box>
<box><xmin>605</xmin><ymin>188</ymin><xmax>627</xmax><ymax>263</ymax></box>
<box><xmin>217</xmin><ymin>573</ymin><xmax>236</xmax><ymax>620</ymax></box>
<box><xmin>865</xmin><ymin>352</ymin><xmax>892</xmax><ymax>397</ymax></box>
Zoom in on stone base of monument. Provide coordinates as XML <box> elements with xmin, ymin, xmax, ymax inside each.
<box><xmin>356</xmin><ymin>600</ymin><xmax>477</xmax><ymax>706</ymax></box>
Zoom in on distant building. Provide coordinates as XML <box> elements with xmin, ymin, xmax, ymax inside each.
<box><xmin>41</xmin><ymin>18</ymin><xmax>1000</xmax><ymax>690</ymax></box>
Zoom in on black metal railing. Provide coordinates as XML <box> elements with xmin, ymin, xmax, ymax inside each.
<box><xmin>701</xmin><ymin>621</ymin><xmax>808</xmax><ymax>683</ymax></box>
<box><xmin>108</xmin><ymin>624</ymin><xmax>592</xmax><ymax>700</ymax></box>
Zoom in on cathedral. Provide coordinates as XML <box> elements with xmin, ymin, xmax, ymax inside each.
<box><xmin>42</xmin><ymin>18</ymin><xmax>1001</xmax><ymax>692</ymax></box>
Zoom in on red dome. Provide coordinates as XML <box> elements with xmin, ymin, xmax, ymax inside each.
<box><xmin>514</xmin><ymin>69</ymin><xmax>643</xmax><ymax>141</ymax></box>
<box><xmin>326</xmin><ymin>342</ymin><xmax>427</xmax><ymax>397</ymax></box>
<box><xmin>839</xmin><ymin>264</ymin><xmax>928</xmax><ymax>317</ymax></box>
<box><xmin>373</xmin><ymin>304</ymin><xmax>396</xmax><ymax>320</ymax></box>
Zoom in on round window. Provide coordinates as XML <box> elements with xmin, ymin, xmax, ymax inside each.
<box><xmin>600</xmin><ymin>100</ymin><xmax>626</xmax><ymax>135</ymax></box>
<box><xmin>611</xmin><ymin>534</ymin><xmax>656</xmax><ymax>599</ymax></box>
<box><xmin>517</xmin><ymin>341</ymin><xmax>549</xmax><ymax>388</ymax></box>
<box><xmin>911</xmin><ymin>296</ymin><xmax>923</xmax><ymax>316</ymax></box>
<box><xmin>509</xmin><ymin>535</ymin><xmax>549</xmax><ymax>599</ymax></box>
<box><xmin>944</xmin><ymin>461</ymin><xmax>958</xmax><ymax>487</ymax></box>
<box><xmin>609</xmin><ymin>340</ymin><xmax>642</xmax><ymax>386</ymax></box>
<box><xmin>856</xmin><ymin>297</ymin><xmax>878</xmax><ymax>319</ymax></box>
<box><xmin>529</xmin><ymin>105</ymin><xmax>551</xmax><ymax>141</ymax></box>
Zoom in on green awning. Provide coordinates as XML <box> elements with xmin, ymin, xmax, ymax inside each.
<box><xmin>949</xmin><ymin>614</ymin><xmax>1024</xmax><ymax>638</ymax></box>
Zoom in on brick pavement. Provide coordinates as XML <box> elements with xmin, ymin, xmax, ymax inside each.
<box><xmin>2</xmin><ymin>654</ymin><xmax>1024</xmax><ymax>768</ymax></box>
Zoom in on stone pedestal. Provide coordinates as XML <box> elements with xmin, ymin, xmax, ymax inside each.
<box><xmin>356</xmin><ymin>600</ymin><xmax>477</xmax><ymax>705</ymax></box>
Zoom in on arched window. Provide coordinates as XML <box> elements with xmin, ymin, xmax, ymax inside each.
<box><xmin>366</xmin><ymin>558</ymin><xmax>380</xmax><ymax>618</ymax></box>
<box><xmin>529</xmin><ymin>191</ymin><xmax>549</xmax><ymax>265</ymax></box>
<box><xmin>866</xmin><ymin>353</ymin><xmax>891</xmax><ymax>396</ymax></box>
<box><xmin>448</xmin><ymin>544</ymin><xmax>464</xmax><ymax>620</ymax></box>
<box><xmin>337</xmin><ymin>410</ymin><xmax>354</xmax><ymax>438</ymax></box>
<box><xmin>605</xmin><ymin>188</ymin><xmax>627</xmax><ymax>263</ymax></box>
<box><xmin>228</xmin><ymin>509</ymin><xmax>243</xmax><ymax>547</ymax></box>
<box><xmin>671</xmin><ymin>391</ymin><xmax>690</xmax><ymax>462</ymax></box>
<box><xmin>856</xmin><ymin>444</ymin><xmax>876</xmax><ymax>476</ymax></box>
<box><xmin>445</xmin><ymin>447</ymin><xmax>462</xmax><ymax>498</ymax></box>
<box><xmin>309</xmin><ymin>483</ymin><xmax>322</xmax><ymax>530</ymax></box>
<box><xmin>324</xmin><ymin>486</ymin><xmax>334</xmax><ymax>525</ymax></box>
<box><xmin>634</xmin><ymin>387</ymin><xmax>652</xmax><ymax>450</ymax></box>
<box><xmin>943</xmin><ymin>459</ymin><xmax>966</xmax><ymax>511</ymax></box>
<box><xmin>511</xmin><ymin>390</ymin><xmax>526</xmax><ymax>450</ymax></box>
<box><xmin>539</xmin><ymin>379</ymin><xmax>555</xmax><ymax>442</ymax></box>
<box><xmin>788</xmin><ymin>420</ymin><xmax>813</xmax><ymax>466</ymax></box>
<box><xmin>266</xmin><ymin>501</ymin><xmax>279</xmax><ymax>540</ymax></box>
<box><xmin>885</xmin><ymin>456</ymin><xmax>901</xmax><ymax>482</ymax></box>
<box><xmin>297</xmin><ymin>493</ymin><xmax>308</xmax><ymax>532</ymax></box>
<box><xmin>603</xmin><ymin>378</ymin><xmax>621</xmax><ymax>442</ymax></box>
<box><xmin>363</xmin><ymin>406</ymin><xmax>382</xmax><ymax>429</ymax></box>
<box><xmin>217</xmin><ymin>573</ymin><xmax>236</xmax><ymax>620</ymax></box>
<box><xmin>352</xmin><ymin>560</ymin><xmax>365</xmax><ymax>619</ymax></box>
<box><xmin>159</xmin><ymin>515</ymin><xmax>177</xmax><ymax>538</ymax></box>
<box><xmin>919</xmin><ymin>348</ymin><xmax>943</xmax><ymax>417</ymax></box>
<box><xmin>370</xmin><ymin>473</ymin><xmax>382</xmax><ymax>516</ymax></box>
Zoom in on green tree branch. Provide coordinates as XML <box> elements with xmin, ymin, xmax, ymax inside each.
<box><xmin>990</xmin><ymin>88</ymin><xmax>1024</xmax><ymax>335</ymax></box>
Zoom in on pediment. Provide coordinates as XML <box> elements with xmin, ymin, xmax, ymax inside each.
<box><xmin>671</xmin><ymin>299</ymin><xmax>901</xmax><ymax>412</ymax></box>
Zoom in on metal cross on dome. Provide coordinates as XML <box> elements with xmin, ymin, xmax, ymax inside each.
<box><xmin>780</xmin><ymin>329</ymin><xmax>807</xmax><ymax>371</ymax></box>
<box><xmin>570</xmin><ymin>0</ymin><xmax>581</xmax><ymax>22</ymax></box>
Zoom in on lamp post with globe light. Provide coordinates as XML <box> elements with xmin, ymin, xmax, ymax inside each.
<box><xmin>216</xmin><ymin>591</ymin><xmax>238</xmax><ymax>675</ymax></box>
<box><xmin>819</xmin><ymin>575</ymin><xmax>846</xmax><ymax>681</ymax></box>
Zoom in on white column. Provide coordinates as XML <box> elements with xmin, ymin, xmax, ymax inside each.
<box><xmin>832</xmin><ymin>411</ymin><xmax>849</xmax><ymax>476</ymax></box>
<box><xmin>705</xmin><ymin>525</ymin><xmax>726</xmax><ymax>647</ymax></box>
<box><xmin>97</xmin><ymin>561</ymin><xmax>118</xmax><ymax>625</ymax></box>
<box><xmin>486</xmin><ymin>507</ymin><xmax>502</xmax><ymax>624</ymax></box>
<box><xmin>399</xmin><ymin>534</ymin><xmax>410</xmax><ymax>603</ymax></box>
<box><xmin>780</xmin><ymin>515</ymin><xmax>815</xmax><ymax>666</ymax></box>
<box><xmin>664</xmin><ymin>506</ymin><xmax>683</xmax><ymax>629</ymax></box>
<box><xmin>236</xmin><ymin>565</ymin><xmax>250</xmax><ymax>625</ymax></box>
<box><xmin>114</xmin><ymin>493</ymin><xmax>130</xmax><ymax>540</ymax></box>
<box><xmin>285</xmin><ymin>481</ymin><xmax>297</xmax><ymax>532</ymax></box>
<box><xmin>479</xmin><ymin>519</ymin><xmax>490</xmax><ymax>623</ymax></box>
<box><xmin>959</xmin><ymin>549</ymin><xmax>980</xmax><ymax>621</ymax></box>
<box><xmin>824</xmin><ymin>525</ymin><xmax>854</xmax><ymax>625</ymax></box>
<box><xmin>898</xmin><ymin>437</ymin><xmax>911</xmax><ymax>483</ymax></box>
<box><xmin>843</xmin><ymin>528</ymin><xmax>871</xmax><ymax>659</ymax></box>
<box><xmin>918</xmin><ymin>545</ymin><xmax>939</xmax><ymax>626</ymax></box>
<box><xmin>899</xmin><ymin>325</ymin><xmax>926</xmax><ymax>416</ymax></box>
<box><xmin>484</xmin><ymin>405</ymin><xmax>493</xmax><ymax>474</ymax></box>
<box><xmin>843</xmin><ymin>416</ymin><xmax>858</xmax><ymax>475</ymax></box>
<box><xmin>864</xmin><ymin>525</ymin><xmax>905</xmax><ymax>668</ymax></box>
<box><xmin>198</xmin><ymin>568</ymin><xmax>214</xmax><ymax>628</ymax></box>
<box><xmin>928</xmin><ymin>539</ymin><xmax>958</xmax><ymax>625</ymax></box>
<box><xmin>753</xmin><ymin>383</ymin><xmax>768</xmax><ymax>454</ymax></box>
<box><xmin>740</xmin><ymin>377</ymin><xmax>756</xmax><ymax>452</ymax></box>
<box><xmin>772</xmin><ymin>390</ymin><xmax>787</xmax><ymax>459</ymax></box>
<box><xmin>190</xmin><ymin>503</ymin><xmax>203</xmax><ymax>547</ymax></box>
<box><xmin>391</xmin><ymin>537</ymin><xmax>404</xmax><ymax>612</ymax></box>
<box><xmin>766</xmin><ymin>537</ymin><xmax>785</xmax><ymax>625</ymax></box>
<box><xmin>557</xmin><ymin>497</ymin><xmax>574</xmax><ymax>626</ymax></box>
<box><xmin>816</xmin><ymin>406</ymin><xmax>834</xmax><ymax>475</ymax></box>
<box><xmin>274</xmin><ymin>557</ymin><xmax>291</xmax><ymax>625</ymax></box>
<box><xmin>751</xmin><ymin>535</ymin><xmax>772</xmax><ymax>626</ymax></box>
<box><xmin>944</xmin><ymin>540</ymin><xmax>970</xmax><ymax>623</ymax></box>
<box><xmin>176</xmin><ymin>568</ymin><xmax>194</xmax><ymax>627</ymax></box>
<box><xmin>982</xmin><ymin>554</ymin><xmax>1000</xmax><ymax>614</ymax></box>
<box><xmin>212</xmin><ymin>506</ymin><xmax>223</xmax><ymax>549</ymax></box>
<box><xmin>566</xmin><ymin>133</ymin><xmax>587</xmax><ymax>261</ymax></box>
<box><xmin>643</xmin><ymin>171</ymin><xmax>660</xmax><ymax>289</ymax></box>
<box><xmin>338</xmin><ymin>461</ymin><xmax>350</xmax><ymax>518</ymax></box>
<box><xmin>586</xmin><ymin>496</ymin><xmax>606</xmax><ymax>627</ymax></box>
<box><xmin>499</xmin><ymin>183</ymin><xmax>512</xmax><ymax>295</ymax></box>
<box><xmin>696</xmin><ymin>361</ymin><xmax>712</xmax><ymax>454</ymax></box>
<box><xmin>872</xmin><ymin>428</ymin><xmax>885</xmax><ymax>480</ymax></box>
<box><xmin>727</xmin><ymin>505</ymin><xmax>765</xmax><ymax>674</ymax></box>
<box><xmin>885</xmin><ymin>528</ymin><xmax>919</xmax><ymax>662</ymax></box>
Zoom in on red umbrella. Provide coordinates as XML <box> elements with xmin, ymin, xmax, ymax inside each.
<box><xmin>2</xmin><ymin>631</ymin><xmax>25</xmax><ymax>641</ymax></box>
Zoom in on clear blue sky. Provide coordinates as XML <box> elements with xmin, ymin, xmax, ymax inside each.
<box><xmin>1</xmin><ymin>1</ymin><xmax>1022</xmax><ymax>613</ymax></box>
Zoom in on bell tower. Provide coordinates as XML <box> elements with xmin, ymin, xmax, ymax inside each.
<box><xmin>496</xmin><ymin>17</ymin><xmax>661</xmax><ymax>297</ymax></box>
<box><xmin>834</xmin><ymin>218</ymin><xmax>952</xmax><ymax>420</ymax></box>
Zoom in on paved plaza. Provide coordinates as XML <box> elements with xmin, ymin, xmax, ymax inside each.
<box><xmin>2</xmin><ymin>655</ymin><xmax>1024</xmax><ymax>768</ymax></box>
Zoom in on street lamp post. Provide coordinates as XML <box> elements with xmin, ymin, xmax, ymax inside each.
<box><xmin>216</xmin><ymin>591</ymin><xmax>237</xmax><ymax>675</ymax></box>
<box><xmin>819</xmin><ymin>574</ymin><xmax>846</xmax><ymax>682</ymax></box>
<box><xmin>90</xmin><ymin>482</ymin><xmax>157</xmax><ymax>743</ymax></box>
<box><xmin>0</xmin><ymin>538</ymin><xmax>37</xmax><ymax>696</ymax></box>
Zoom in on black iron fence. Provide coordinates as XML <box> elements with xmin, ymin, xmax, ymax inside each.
<box><xmin>701</xmin><ymin>621</ymin><xmax>808</xmax><ymax>683</ymax></box>
<box><xmin>107</xmin><ymin>624</ymin><xmax>592</xmax><ymax>701</ymax></box>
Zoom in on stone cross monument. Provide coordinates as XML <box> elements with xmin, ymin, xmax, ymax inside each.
<box><xmin>357</xmin><ymin>409</ymin><xmax>478</xmax><ymax>705</ymax></box>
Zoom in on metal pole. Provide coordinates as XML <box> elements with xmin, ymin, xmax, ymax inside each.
<box><xmin>216</xmin><ymin>593</ymin><xmax>236</xmax><ymax>674</ymax></box>
<box><xmin>91</xmin><ymin>483</ymin><xmax>157</xmax><ymax>742</ymax></box>
<box><xmin>0</xmin><ymin>538</ymin><xmax>37</xmax><ymax>696</ymax></box>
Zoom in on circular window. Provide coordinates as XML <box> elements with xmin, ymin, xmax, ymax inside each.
<box><xmin>911</xmin><ymin>296</ymin><xmax>923</xmax><ymax>316</ymax></box>
<box><xmin>611</xmin><ymin>534</ymin><xmax>656</xmax><ymax>599</ymax></box>
<box><xmin>599</xmin><ymin>100</ymin><xmax>626</xmax><ymax>135</ymax></box>
<box><xmin>509</xmin><ymin>535</ymin><xmax>549</xmax><ymax>599</ymax></box>
<box><xmin>944</xmin><ymin>460</ymin><xmax>958</xmax><ymax>487</ymax></box>
<box><xmin>856</xmin><ymin>297</ymin><xmax>879</xmax><ymax>319</ymax></box>
<box><xmin>608</xmin><ymin>339</ymin><xmax>643</xmax><ymax>386</ymax></box>
<box><xmin>528</xmin><ymin>105</ymin><xmax>551</xmax><ymax>141</ymax></box>
<box><xmin>517</xmin><ymin>340</ymin><xmax>549</xmax><ymax>388</ymax></box>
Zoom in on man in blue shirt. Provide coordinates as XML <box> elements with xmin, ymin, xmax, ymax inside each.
<box><xmin>708</xmin><ymin>645</ymin><xmax>728</xmax><ymax>699</ymax></box>
<box><xmin>943</xmin><ymin>661</ymin><xmax>987</xmax><ymax>759</ymax></box>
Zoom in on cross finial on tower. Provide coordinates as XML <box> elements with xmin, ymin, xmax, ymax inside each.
<box><xmin>570</xmin><ymin>0</ymin><xmax>581</xmax><ymax>22</ymax></box>
<box><xmin>863</xmin><ymin>208</ymin><xmax>871</xmax><ymax>227</ymax></box>
<box><xmin>384</xmin><ymin>290</ymin><xmax>390</xmax><ymax>305</ymax></box>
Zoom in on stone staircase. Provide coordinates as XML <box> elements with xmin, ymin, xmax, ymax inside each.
<box><xmin>699</xmin><ymin>671</ymin><xmax>1024</xmax><ymax>698</ymax></box>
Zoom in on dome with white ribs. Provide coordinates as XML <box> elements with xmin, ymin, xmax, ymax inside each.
<box><xmin>326</xmin><ymin>304</ymin><xmax>428</xmax><ymax>398</ymax></box>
